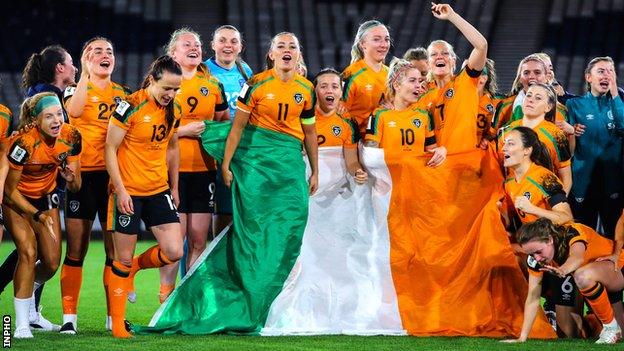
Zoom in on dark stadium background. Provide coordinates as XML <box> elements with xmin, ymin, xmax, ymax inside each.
<box><xmin>2</xmin><ymin>0</ymin><xmax>624</xmax><ymax>116</ymax></box>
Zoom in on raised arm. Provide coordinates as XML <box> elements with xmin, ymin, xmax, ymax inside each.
<box><xmin>64</xmin><ymin>46</ymin><xmax>92</xmax><ymax>118</ymax></box>
<box><xmin>431</xmin><ymin>2</ymin><xmax>487</xmax><ymax>71</ymax></box>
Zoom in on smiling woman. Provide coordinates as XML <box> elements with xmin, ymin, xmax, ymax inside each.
<box><xmin>342</xmin><ymin>20</ymin><xmax>390</xmax><ymax>135</ymax></box>
<box><xmin>104</xmin><ymin>55</ymin><xmax>184</xmax><ymax>338</ymax></box>
<box><xmin>133</xmin><ymin>32</ymin><xmax>318</xmax><ymax>335</ymax></box>
<box><xmin>423</xmin><ymin>3</ymin><xmax>488</xmax><ymax>154</ymax></box>
<box><xmin>2</xmin><ymin>92</ymin><xmax>82</xmax><ymax>339</ymax></box>
<box><xmin>60</xmin><ymin>37</ymin><xmax>131</xmax><ymax>335</ymax></box>
<box><xmin>158</xmin><ymin>27</ymin><xmax>229</xmax><ymax>305</ymax></box>
<box><xmin>365</xmin><ymin>58</ymin><xmax>447</xmax><ymax>167</ymax></box>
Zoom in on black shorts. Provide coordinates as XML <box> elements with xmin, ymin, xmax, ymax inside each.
<box><xmin>25</xmin><ymin>192</ymin><xmax>61</xmax><ymax>212</ymax></box>
<box><xmin>65</xmin><ymin>170</ymin><xmax>109</xmax><ymax>223</ymax></box>
<box><xmin>178</xmin><ymin>171</ymin><xmax>216</xmax><ymax>214</ymax></box>
<box><xmin>107</xmin><ymin>189</ymin><xmax>179</xmax><ymax>234</ymax></box>
<box><xmin>608</xmin><ymin>290</ymin><xmax>623</xmax><ymax>304</ymax></box>
<box><xmin>543</xmin><ymin>273</ymin><xmax>578</xmax><ymax>307</ymax></box>
<box><xmin>214</xmin><ymin>167</ymin><xmax>233</xmax><ymax>215</ymax></box>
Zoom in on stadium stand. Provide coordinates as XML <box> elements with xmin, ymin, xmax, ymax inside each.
<box><xmin>544</xmin><ymin>0</ymin><xmax>624</xmax><ymax>94</ymax></box>
<box><xmin>2</xmin><ymin>0</ymin><xmax>623</xmax><ymax>112</ymax></box>
<box><xmin>0</xmin><ymin>0</ymin><xmax>173</xmax><ymax>113</ymax></box>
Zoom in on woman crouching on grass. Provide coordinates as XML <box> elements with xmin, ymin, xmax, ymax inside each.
<box><xmin>3</xmin><ymin>92</ymin><xmax>82</xmax><ymax>339</ymax></box>
<box><xmin>504</xmin><ymin>217</ymin><xmax>624</xmax><ymax>344</ymax></box>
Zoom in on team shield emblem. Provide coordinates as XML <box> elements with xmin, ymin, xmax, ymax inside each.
<box><xmin>69</xmin><ymin>200</ymin><xmax>80</xmax><ymax>212</ymax></box>
<box><xmin>332</xmin><ymin>126</ymin><xmax>342</xmax><ymax>136</ymax></box>
<box><xmin>119</xmin><ymin>215</ymin><xmax>131</xmax><ymax>227</ymax></box>
<box><xmin>294</xmin><ymin>93</ymin><xmax>303</xmax><ymax>104</ymax></box>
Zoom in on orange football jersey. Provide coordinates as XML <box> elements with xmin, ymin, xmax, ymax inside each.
<box><xmin>237</xmin><ymin>69</ymin><xmax>314</xmax><ymax>142</ymax></box>
<box><xmin>429</xmin><ymin>68</ymin><xmax>480</xmax><ymax>153</ymax></box>
<box><xmin>64</xmin><ymin>81</ymin><xmax>130</xmax><ymax>171</ymax></box>
<box><xmin>315</xmin><ymin>107</ymin><xmax>357</xmax><ymax>148</ymax></box>
<box><xmin>503</xmin><ymin>163</ymin><xmax>567</xmax><ymax>225</ymax></box>
<box><xmin>0</xmin><ymin>104</ymin><xmax>13</xmax><ymax>139</ymax></box>
<box><xmin>110</xmin><ymin>89</ymin><xmax>182</xmax><ymax>196</ymax></box>
<box><xmin>501</xmin><ymin>119</ymin><xmax>571</xmax><ymax>171</ymax></box>
<box><xmin>365</xmin><ymin>106</ymin><xmax>435</xmax><ymax>156</ymax></box>
<box><xmin>6</xmin><ymin>124</ymin><xmax>81</xmax><ymax>198</ymax></box>
<box><xmin>528</xmin><ymin>222</ymin><xmax>624</xmax><ymax>276</ymax></box>
<box><xmin>177</xmin><ymin>67</ymin><xmax>228</xmax><ymax>172</ymax></box>
<box><xmin>477</xmin><ymin>93</ymin><xmax>498</xmax><ymax>141</ymax></box>
<box><xmin>342</xmin><ymin>59</ymin><xmax>389</xmax><ymax>134</ymax></box>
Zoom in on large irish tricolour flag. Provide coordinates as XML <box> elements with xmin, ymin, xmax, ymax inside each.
<box><xmin>134</xmin><ymin>121</ymin><xmax>555</xmax><ymax>339</ymax></box>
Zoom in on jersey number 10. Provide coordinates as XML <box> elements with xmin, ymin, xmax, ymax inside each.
<box><xmin>400</xmin><ymin>128</ymin><xmax>415</xmax><ymax>146</ymax></box>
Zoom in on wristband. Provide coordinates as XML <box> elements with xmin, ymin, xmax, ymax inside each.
<box><xmin>33</xmin><ymin>210</ymin><xmax>43</xmax><ymax>223</ymax></box>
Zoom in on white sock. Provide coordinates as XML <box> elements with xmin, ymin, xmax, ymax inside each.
<box><xmin>63</xmin><ymin>314</ymin><xmax>77</xmax><ymax>326</ymax></box>
<box><xmin>14</xmin><ymin>297</ymin><xmax>30</xmax><ymax>329</ymax></box>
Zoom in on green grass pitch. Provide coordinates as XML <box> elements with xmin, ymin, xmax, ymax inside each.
<box><xmin>0</xmin><ymin>240</ymin><xmax>615</xmax><ymax>350</ymax></box>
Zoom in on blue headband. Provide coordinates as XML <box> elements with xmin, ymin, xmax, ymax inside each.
<box><xmin>32</xmin><ymin>95</ymin><xmax>61</xmax><ymax>117</ymax></box>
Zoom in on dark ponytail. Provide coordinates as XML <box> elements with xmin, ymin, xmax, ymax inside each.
<box><xmin>141</xmin><ymin>55</ymin><xmax>182</xmax><ymax>131</ymax></box>
<box><xmin>22</xmin><ymin>45</ymin><xmax>67</xmax><ymax>89</ymax></box>
<box><xmin>514</xmin><ymin>126</ymin><xmax>553</xmax><ymax>172</ymax></box>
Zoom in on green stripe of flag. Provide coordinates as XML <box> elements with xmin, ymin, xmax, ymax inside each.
<box><xmin>133</xmin><ymin>121</ymin><xmax>309</xmax><ymax>335</ymax></box>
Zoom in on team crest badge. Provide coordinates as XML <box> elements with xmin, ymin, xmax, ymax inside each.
<box><xmin>294</xmin><ymin>93</ymin><xmax>304</xmax><ymax>104</ymax></box>
<box><xmin>200</xmin><ymin>87</ymin><xmax>209</xmax><ymax>96</ymax></box>
<box><xmin>445</xmin><ymin>88</ymin><xmax>454</xmax><ymax>98</ymax></box>
<box><xmin>58</xmin><ymin>152</ymin><xmax>68</xmax><ymax>163</ymax></box>
<box><xmin>486</xmin><ymin>104</ymin><xmax>494</xmax><ymax>113</ymax></box>
<box><xmin>527</xmin><ymin>255</ymin><xmax>539</xmax><ymax>269</ymax></box>
<box><xmin>332</xmin><ymin>125</ymin><xmax>342</xmax><ymax>137</ymax></box>
<box><xmin>119</xmin><ymin>215</ymin><xmax>131</xmax><ymax>228</ymax></box>
<box><xmin>523</xmin><ymin>191</ymin><xmax>531</xmax><ymax>200</ymax></box>
<box><xmin>412</xmin><ymin>118</ymin><xmax>422</xmax><ymax>128</ymax></box>
<box><xmin>69</xmin><ymin>200</ymin><xmax>80</xmax><ymax>212</ymax></box>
